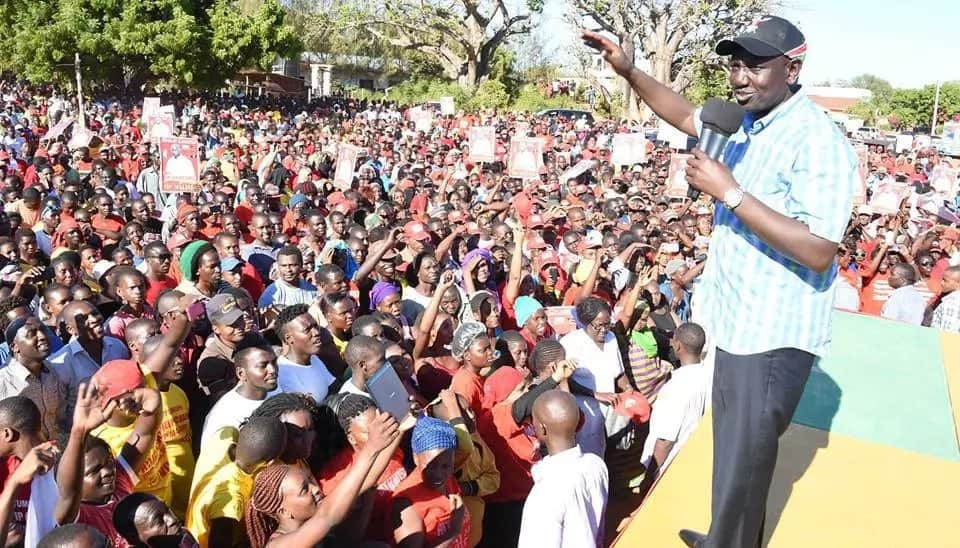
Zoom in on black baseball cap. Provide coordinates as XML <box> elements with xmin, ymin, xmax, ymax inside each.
<box><xmin>716</xmin><ymin>16</ymin><xmax>807</xmax><ymax>60</ymax></box>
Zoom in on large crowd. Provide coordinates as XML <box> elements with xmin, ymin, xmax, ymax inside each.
<box><xmin>0</xmin><ymin>77</ymin><xmax>954</xmax><ymax>548</ymax></box>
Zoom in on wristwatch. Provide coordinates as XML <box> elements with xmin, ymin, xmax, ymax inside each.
<box><xmin>722</xmin><ymin>187</ymin><xmax>744</xmax><ymax>210</ymax></box>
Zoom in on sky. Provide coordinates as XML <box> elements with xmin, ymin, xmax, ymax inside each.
<box><xmin>535</xmin><ymin>0</ymin><xmax>960</xmax><ymax>89</ymax></box>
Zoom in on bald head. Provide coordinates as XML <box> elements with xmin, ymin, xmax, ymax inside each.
<box><xmin>532</xmin><ymin>389</ymin><xmax>580</xmax><ymax>454</ymax></box>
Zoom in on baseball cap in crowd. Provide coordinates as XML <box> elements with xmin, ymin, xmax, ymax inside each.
<box><xmin>364</xmin><ymin>213</ymin><xmax>383</xmax><ymax>230</ymax></box>
<box><xmin>369</xmin><ymin>239</ymin><xmax>399</xmax><ymax>260</ymax></box>
<box><xmin>465</xmin><ymin>222</ymin><xmax>482</xmax><ymax>236</ymax></box>
<box><xmin>220</xmin><ymin>257</ymin><xmax>243</xmax><ymax>273</ymax></box>
<box><xmin>716</xmin><ymin>16</ymin><xmax>807</xmax><ymax>60</ymax></box>
<box><xmin>92</xmin><ymin>360</ymin><xmax>144</xmax><ymax>405</ymax></box>
<box><xmin>404</xmin><ymin>221</ymin><xmax>431</xmax><ymax>241</ymax></box>
<box><xmin>206</xmin><ymin>293</ymin><xmax>244</xmax><ymax>326</ymax></box>
<box><xmin>92</xmin><ymin>260</ymin><xmax>114</xmax><ymax>280</ymax></box>
<box><xmin>583</xmin><ymin>230</ymin><xmax>603</xmax><ymax>249</ymax></box>
<box><xmin>614</xmin><ymin>390</ymin><xmax>652</xmax><ymax>425</ymax></box>
<box><xmin>527</xmin><ymin>214</ymin><xmax>545</xmax><ymax>229</ymax></box>
<box><xmin>527</xmin><ymin>233</ymin><xmax>548</xmax><ymax>250</ymax></box>
<box><xmin>448</xmin><ymin>210</ymin><xmax>468</xmax><ymax>224</ymax></box>
<box><xmin>166</xmin><ymin>233</ymin><xmax>191</xmax><ymax>253</ymax></box>
<box><xmin>856</xmin><ymin>205</ymin><xmax>874</xmax><ymax>216</ymax></box>
<box><xmin>665</xmin><ymin>258</ymin><xmax>687</xmax><ymax>278</ymax></box>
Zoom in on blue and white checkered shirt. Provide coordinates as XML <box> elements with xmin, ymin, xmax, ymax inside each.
<box><xmin>693</xmin><ymin>88</ymin><xmax>857</xmax><ymax>358</ymax></box>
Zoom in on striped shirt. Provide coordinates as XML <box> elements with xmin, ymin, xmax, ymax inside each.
<box><xmin>694</xmin><ymin>88</ymin><xmax>857</xmax><ymax>358</ymax></box>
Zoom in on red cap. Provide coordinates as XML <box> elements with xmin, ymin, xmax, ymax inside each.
<box><xmin>404</xmin><ymin>221</ymin><xmax>431</xmax><ymax>241</ymax></box>
<box><xmin>465</xmin><ymin>221</ymin><xmax>481</xmax><ymax>235</ymax></box>
<box><xmin>614</xmin><ymin>390</ymin><xmax>651</xmax><ymax>425</ymax></box>
<box><xmin>92</xmin><ymin>360</ymin><xmax>144</xmax><ymax>405</ymax></box>
<box><xmin>527</xmin><ymin>214</ymin><xmax>545</xmax><ymax>229</ymax></box>
<box><xmin>527</xmin><ymin>233</ymin><xmax>548</xmax><ymax>250</ymax></box>
<box><xmin>942</xmin><ymin>228</ymin><xmax>960</xmax><ymax>241</ymax></box>
<box><xmin>537</xmin><ymin>249</ymin><xmax>560</xmax><ymax>269</ymax></box>
<box><xmin>0</xmin><ymin>151</ymin><xmax>9</xmax><ymax>161</ymax></box>
<box><xmin>35</xmin><ymin>148</ymin><xmax>49</xmax><ymax>159</ymax></box>
<box><xmin>166</xmin><ymin>233</ymin><xmax>191</xmax><ymax>252</ymax></box>
<box><xmin>448</xmin><ymin>210</ymin><xmax>468</xmax><ymax>224</ymax></box>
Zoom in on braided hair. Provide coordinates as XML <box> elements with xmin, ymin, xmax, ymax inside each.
<box><xmin>244</xmin><ymin>463</ymin><xmax>292</xmax><ymax>548</ymax></box>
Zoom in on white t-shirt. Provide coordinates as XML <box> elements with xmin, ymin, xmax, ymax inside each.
<box><xmin>560</xmin><ymin>329</ymin><xmax>624</xmax><ymax>394</ymax></box>
<box><xmin>276</xmin><ymin>354</ymin><xmax>336</xmax><ymax>403</ymax></box>
<box><xmin>640</xmin><ymin>363</ymin><xmax>711</xmax><ymax>475</ymax></box>
<box><xmin>201</xmin><ymin>387</ymin><xmax>277</xmax><ymax>449</ymax></box>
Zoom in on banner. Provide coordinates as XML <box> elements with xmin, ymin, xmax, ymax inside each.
<box><xmin>664</xmin><ymin>154</ymin><xmax>692</xmax><ymax>198</ymax></box>
<box><xmin>610</xmin><ymin>133</ymin><xmax>647</xmax><ymax>167</ymax></box>
<box><xmin>930</xmin><ymin>164</ymin><xmax>958</xmax><ymax>197</ymax></box>
<box><xmin>142</xmin><ymin>97</ymin><xmax>160</xmax><ymax>119</ymax></box>
<box><xmin>506</xmin><ymin>138</ymin><xmax>543</xmax><ymax>180</ymax></box>
<box><xmin>147</xmin><ymin>112</ymin><xmax>175</xmax><ymax>141</ymax></box>
<box><xmin>868</xmin><ymin>183</ymin><xmax>905</xmax><ymax>215</ymax></box>
<box><xmin>67</xmin><ymin>127</ymin><xmax>94</xmax><ymax>150</ymax></box>
<box><xmin>42</xmin><ymin>116</ymin><xmax>74</xmax><ymax>142</ymax></box>
<box><xmin>409</xmin><ymin>106</ymin><xmax>433</xmax><ymax>132</ymax></box>
<box><xmin>658</xmin><ymin>120</ymin><xmax>689</xmax><ymax>150</ymax></box>
<box><xmin>559</xmin><ymin>159</ymin><xmax>596</xmax><ymax>184</ymax></box>
<box><xmin>159</xmin><ymin>137</ymin><xmax>201</xmax><ymax>193</ymax></box>
<box><xmin>439</xmin><ymin>96</ymin><xmax>455</xmax><ymax>116</ymax></box>
<box><xmin>333</xmin><ymin>144</ymin><xmax>362</xmax><ymax>190</ymax></box>
<box><xmin>544</xmin><ymin>306</ymin><xmax>578</xmax><ymax>337</ymax></box>
<box><xmin>895</xmin><ymin>134</ymin><xmax>913</xmax><ymax>153</ymax></box>
<box><xmin>468</xmin><ymin>126</ymin><xmax>496</xmax><ymax>162</ymax></box>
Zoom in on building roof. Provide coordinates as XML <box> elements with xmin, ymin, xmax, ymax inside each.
<box><xmin>807</xmin><ymin>95</ymin><xmax>862</xmax><ymax>112</ymax></box>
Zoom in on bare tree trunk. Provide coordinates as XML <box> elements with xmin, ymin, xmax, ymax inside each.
<box><xmin>619</xmin><ymin>34</ymin><xmax>641</xmax><ymax>121</ymax></box>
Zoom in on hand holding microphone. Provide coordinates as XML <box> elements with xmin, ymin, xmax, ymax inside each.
<box><xmin>686</xmin><ymin>98</ymin><xmax>745</xmax><ymax>202</ymax></box>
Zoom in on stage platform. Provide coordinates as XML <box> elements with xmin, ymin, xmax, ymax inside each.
<box><xmin>612</xmin><ymin>312</ymin><xmax>960</xmax><ymax>546</ymax></box>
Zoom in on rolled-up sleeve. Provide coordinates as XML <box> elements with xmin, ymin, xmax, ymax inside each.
<box><xmin>786</xmin><ymin>138</ymin><xmax>858</xmax><ymax>243</ymax></box>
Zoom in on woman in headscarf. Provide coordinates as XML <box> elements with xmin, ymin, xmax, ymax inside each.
<box><xmin>460</xmin><ymin>248</ymin><xmax>497</xmax><ymax>297</ymax></box>
<box><xmin>467</xmin><ymin>290</ymin><xmax>501</xmax><ymax>337</ymax></box>
<box><xmin>50</xmin><ymin>217</ymin><xmax>85</xmax><ymax>257</ymax></box>
<box><xmin>391</xmin><ymin>417</ymin><xmax>470</xmax><ymax>548</ymax></box>
<box><xmin>370</xmin><ymin>280</ymin><xmax>411</xmax><ymax>340</ymax></box>
<box><xmin>244</xmin><ymin>411</ymin><xmax>400</xmax><ymax>548</ymax></box>
<box><xmin>448</xmin><ymin>321</ymin><xmax>497</xmax><ymax>416</ymax></box>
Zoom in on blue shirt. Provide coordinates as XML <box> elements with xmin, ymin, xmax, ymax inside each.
<box><xmin>259</xmin><ymin>279</ymin><xmax>319</xmax><ymax>309</ymax></box>
<box><xmin>693</xmin><ymin>88</ymin><xmax>857</xmax><ymax>357</ymax></box>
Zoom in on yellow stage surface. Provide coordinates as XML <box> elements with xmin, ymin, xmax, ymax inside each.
<box><xmin>612</xmin><ymin>413</ymin><xmax>959</xmax><ymax>547</ymax></box>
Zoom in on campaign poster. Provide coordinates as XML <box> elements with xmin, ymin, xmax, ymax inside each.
<box><xmin>559</xmin><ymin>159</ymin><xmax>596</xmax><ymax>184</ymax></box>
<box><xmin>665</xmin><ymin>153</ymin><xmax>692</xmax><ymax>198</ymax></box>
<box><xmin>658</xmin><ymin>120</ymin><xmax>689</xmax><ymax>150</ymax></box>
<box><xmin>610</xmin><ymin>133</ymin><xmax>647</xmax><ymax>167</ymax></box>
<box><xmin>468</xmin><ymin>126</ymin><xmax>496</xmax><ymax>162</ymax></box>
<box><xmin>142</xmin><ymin>97</ymin><xmax>161</xmax><ymax>119</ymax></box>
<box><xmin>159</xmin><ymin>137</ymin><xmax>201</xmax><ymax>193</ymax></box>
<box><xmin>545</xmin><ymin>306</ymin><xmax>578</xmax><ymax>337</ymax></box>
<box><xmin>506</xmin><ymin>138</ymin><xmax>543</xmax><ymax>180</ymax></box>
<box><xmin>409</xmin><ymin>106</ymin><xmax>433</xmax><ymax>132</ymax></box>
<box><xmin>43</xmin><ymin>116</ymin><xmax>74</xmax><ymax>142</ymax></box>
<box><xmin>930</xmin><ymin>164</ymin><xmax>958</xmax><ymax>197</ymax></box>
<box><xmin>439</xmin><ymin>96</ymin><xmax>455</xmax><ymax>116</ymax></box>
<box><xmin>514</xmin><ymin>121</ymin><xmax>530</xmax><ymax>136</ymax></box>
<box><xmin>868</xmin><ymin>184</ymin><xmax>905</xmax><ymax>215</ymax></box>
<box><xmin>333</xmin><ymin>144</ymin><xmax>362</xmax><ymax>190</ymax></box>
<box><xmin>147</xmin><ymin>112</ymin><xmax>175</xmax><ymax>140</ymax></box>
<box><xmin>895</xmin><ymin>134</ymin><xmax>914</xmax><ymax>153</ymax></box>
<box><xmin>67</xmin><ymin>126</ymin><xmax>94</xmax><ymax>150</ymax></box>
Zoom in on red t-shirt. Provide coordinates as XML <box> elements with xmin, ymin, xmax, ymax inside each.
<box><xmin>145</xmin><ymin>275</ymin><xmax>178</xmax><ymax>307</ymax></box>
<box><xmin>476</xmin><ymin>404</ymin><xmax>536</xmax><ymax>503</ymax></box>
<box><xmin>451</xmin><ymin>368</ymin><xmax>484</xmax><ymax>416</ymax></box>
<box><xmin>391</xmin><ymin>469</ymin><xmax>470</xmax><ymax>548</ymax></box>
<box><xmin>0</xmin><ymin>456</ymin><xmax>31</xmax><ymax>531</ymax></box>
<box><xmin>77</xmin><ymin>456</ymin><xmax>137</xmax><ymax>548</ymax></box>
<box><xmin>415</xmin><ymin>357</ymin><xmax>460</xmax><ymax>402</ymax></box>
<box><xmin>317</xmin><ymin>447</ymin><xmax>407</xmax><ymax>542</ymax></box>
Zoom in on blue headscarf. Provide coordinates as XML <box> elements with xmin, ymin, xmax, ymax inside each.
<box><xmin>411</xmin><ymin>417</ymin><xmax>458</xmax><ymax>455</ymax></box>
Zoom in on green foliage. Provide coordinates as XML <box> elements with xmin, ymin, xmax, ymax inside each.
<box><xmin>465</xmin><ymin>80</ymin><xmax>511</xmax><ymax>110</ymax></box>
<box><xmin>847</xmin><ymin>81</ymin><xmax>960</xmax><ymax>130</ymax></box>
<box><xmin>0</xmin><ymin>0</ymin><xmax>301</xmax><ymax>88</ymax></box>
<box><xmin>512</xmin><ymin>84</ymin><xmax>581</xmax><ymax>112</ymax></box>
<box><xmin>848</xmin><ymin>74</ymin><xmax>894</xmax><ymax>104</ymax></box>
<box><xmin>685</xmin><ymin>62</ymin><xmax>731</xmax><ymax>105</ymax></box>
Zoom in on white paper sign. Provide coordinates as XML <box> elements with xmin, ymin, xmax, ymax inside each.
<box><xmin>334</xmin><ymin>144</ymin><xmax>362</xmax><ymax>189</ymax></box>
<box><xmin>468</xmin><ymin>126</ymin><xmax>496</xmax><ymax>163</ymax></box>
<box><xmin>610</xmin><ymin>133</ymin><xmax>647</xmax><ymax>167</ymax></box>
<box><xmin>559</xmin><ymin>159</ymin><xmax>596</xmax><ymax>183</ymax></box>
<box><xmin>507</xmin><ymin>138</ymin><xmax>543</xmax><ymax>180</ymax></box>
<box><xmin>439</xmin><ymin>96</ymin><xmax>455</xmax><ymax>115</ymax></box>
<box><xmin>665</xmin><ymin>154</ymin><xmax>692</xmax><ymax>198</ymax></box>
<box><xmin>895</xmin><ymin>134</ymin><xmax>914</xmax><ymax>153</ymax></box>
<box><xmin>658</xmin><ymin>121</ymin><xmax>690</xmax><ymax>150</ymax></box>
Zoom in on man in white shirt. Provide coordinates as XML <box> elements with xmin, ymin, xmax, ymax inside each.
<box><xmin>518</xmin><ymin>390</ymin><xmax>608</xmax><ymax>548</ymax></box>
<box><xmin>881</xmin><ymin>262</ymin><xmax>927</xmax><ymax>325</ymax></box>
<box><xmin>201</xmin><ymin>344</ymin><xmax>279</xmax><ymax>449</ymax></box>
<box><xmin>274</xmin><ymin>304</ymin><xmax>335</xmax><ymax>402</ymax></box>
<box><xmin>640</xmin><ymin>323</ymin><xmax>711</xmax><ymax>485</ymax></box>
<box><xmin>258</xmin><ymin>246</ymin><xmax>318</xmax><ymax>309</ymax></box>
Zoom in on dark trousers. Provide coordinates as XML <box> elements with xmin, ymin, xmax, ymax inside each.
<box><xmin>481</xmin><ymin>500</ymin><xmax>524</xmax><ymax>548</ymax></box>
<box><xmin>705</xmin><ymin>348</ymin><xmax>815</xmax><ymax>548</ymax></box>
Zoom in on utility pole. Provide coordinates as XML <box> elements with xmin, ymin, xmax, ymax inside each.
<box><xmin>75</xmin><ymin>53</ymin><xmax>86</xmax><ymax>130</ymax></box>
<box><xmin>931</xmin><ymin>80</ymin><xmax>942</xmax><ymax>136</ymax></box>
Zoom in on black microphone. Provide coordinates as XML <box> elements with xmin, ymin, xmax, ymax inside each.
<box><xmin>687</xmin><ymin>98</ymin><xmax>746</xmax><ymax>201</ymax></box>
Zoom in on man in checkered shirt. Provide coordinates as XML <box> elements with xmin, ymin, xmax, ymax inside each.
<box><xmin>930</xmin><ymin>266</ymin><xmax>960</xmax><ymax>332</ymax></box>
<box><xmin>585</xmin><ymin>15</ymin><xmax>857</xmax><ymax>548</ymax></box>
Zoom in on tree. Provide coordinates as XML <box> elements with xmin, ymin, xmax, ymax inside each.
<box><xmin>0</xmin><ymin>0</ymin><xmax>301</xmax><ymax>89</ymax></box>
<box><xmin>848</xmin><ymin>74</ymin><xmax>893</xmax><ymax>104</ymax></box>
<box><xmin>314</xmin><ymin>0</ymin><xmax>543</xmax><ymax>89</ymax></box>
<box><xmin>573</xmin><ymin>0</ymin><xmax>771</xmax><ymax>120</ymax></box>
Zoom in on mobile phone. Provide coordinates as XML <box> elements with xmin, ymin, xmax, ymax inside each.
<box><xmin>365</xmin><ymin>363</ymin><xmax>412</xmax><ymax>423</ymax></box>
<box><xmin>186</xmin><ymin>301</ymin><xmax>206</xmax><ymax>322</ymax></box>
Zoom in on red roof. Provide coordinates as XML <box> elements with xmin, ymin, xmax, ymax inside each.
<box><xmin>807</xmin><ymin>95</ymin><xmax>861</xmax><ymax>113</ymax></box>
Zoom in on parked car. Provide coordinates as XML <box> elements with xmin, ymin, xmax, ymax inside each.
<box><xmin>536</xmin><ymin>109</ymin><xmax>595</xmax><ymax>125</ymax></box>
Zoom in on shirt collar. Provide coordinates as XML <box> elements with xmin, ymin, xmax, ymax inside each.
<box><xmin>7</xmin><ymin>358</ymin><xmax>48</xmax><ymax>381</ymax></box>
<box><xmin>532</xmin><ymin>445</ymin><xmax>583</xmax><ymax>482</ymax></box>
<box><xmin>743</xmin><ymin>85</ymin><xmax>806</xmax><ymax>135</ymax></box>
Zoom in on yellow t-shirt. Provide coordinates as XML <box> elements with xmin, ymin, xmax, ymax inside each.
<box><xmin>185</xmin><ymin>427</ymin><xmax>252</xmax><ymax>548</ymax></box>
<box><xmin>143</xmin><ymin>370</ymin><xmax>195</xmax><ymax>518</ymax></box>
<box><xmin>92</xmin><ymin>418</ymin><xmax>172</xmax><ymax>505</ymax></box>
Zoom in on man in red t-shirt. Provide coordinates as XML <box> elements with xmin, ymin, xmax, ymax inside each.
<box><xmin>0</xmin><ymin>396</ymin><xmax>55</xmax><ymax>546</ymax></box>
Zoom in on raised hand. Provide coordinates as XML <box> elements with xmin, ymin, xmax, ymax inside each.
<box><xmin>73</xmin><ymin>382</ymin><xmax>116</xmax><ymax>433</ymax></box>
<box><xmin>366</xmin><ymin>411</ymin><xmax>400</xmax><ymax>453</ymax></box>
<box><xmin>11</xmin><ymin>441</ymin><xmax>60</xmax><ymax>485</ymax></box>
